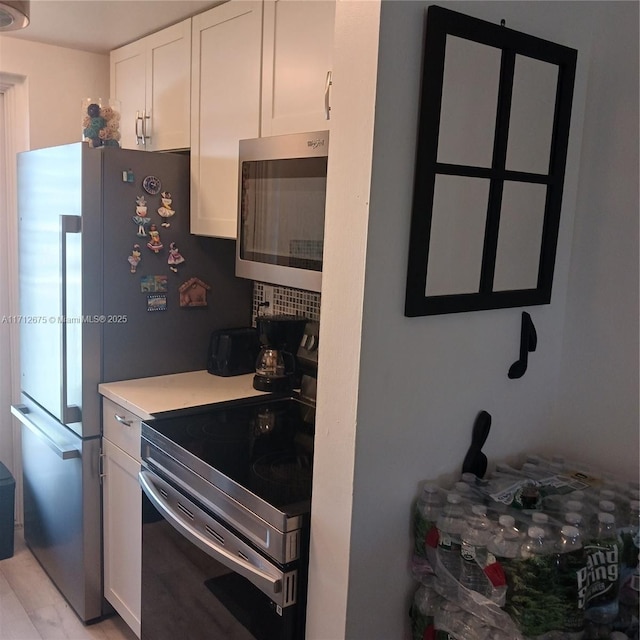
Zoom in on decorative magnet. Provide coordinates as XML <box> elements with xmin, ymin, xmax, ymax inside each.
<box><xmin>167</xmin><ymin>242</ymin><xmax>185</xmax><ymax>273</ymax></box>
<box><xmin>146</xmin><ymin>224</ymin><xmax>163</xmax><ymax>253</ymax></box>
<box><xmin>147</xmin><ymin>294</ymin><xmax>167</xmax><ymax>312</ymax></box>
<box><xmin>140</xmin><ymin>275</ymin><xmax>168</xmax><ymax>293</ymax></box>
<box><xmin>143</xmin><ymin>175</ymin><xmax>161</xmax><ymax>195</ymax></box>
<box><xmin>157</xmin><ymin>191</ymin><xmax>176</xmax><ymax>227</ymax></box>
<box><xmin>133</xmin><ymin>195</ymin><xmax>151</xmax><ymax>236</ymax></box>
<box><xmin>128</xmin><ymin>244</ymin><xmax>141</xmax><ymax>273</ymax></box>
<box><xmin>122</xmin><ymin>169</ymin><xmax>134</xmax><ymax>183</ymax></box>
<box><xmin>179</xmin><ymin>277</ymin><xmax>210</xmax><ymax>308</ymax></box>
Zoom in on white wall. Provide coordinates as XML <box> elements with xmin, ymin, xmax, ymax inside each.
<box><xmin>310</xmin><ymin>2</ymin><xmax>638</xmax><ymax>639</ymax></box>
<box><xmin>552</xmin><ymin>1</ymin><xmax>639</xmax><ymax>477</ymax></box>
<box><xmin>0</xmin><ymin>36</ymin><xmax>109</xmax><ymax>149</ymax></box>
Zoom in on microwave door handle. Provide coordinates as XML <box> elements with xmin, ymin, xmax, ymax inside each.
<box><xmin>139</xmin><ymin>471</ymin><xmax>286</xmax><ymax>603</ymax></box>
<box><xmin>324</xmin><ymin>70</ymin><xmax>332</xmax><ymax>120</ymax></box>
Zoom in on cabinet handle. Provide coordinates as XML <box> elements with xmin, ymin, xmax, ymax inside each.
<box><xmin>142</xmin><ymin>110</ymin><xmax>151</xmax><ymax>143</ymax></box>
<box><xmin>324</xmin><ymin>70</ymin><xmax>333</xmax><ymax>120</ymax></box>
<box><xmin>135</xmin><ymin>111</ymin><xmax>144</xmax><ymax>145</ymax></box>
<box><xmin>99</xmin><ymin>452</ymin><xmax>106</xmax><ymax>480</ymax></box>
<box><xmin>114</xmin><ymin>414</ymin><xmax>133</xmax><ymax>427</ymax></box>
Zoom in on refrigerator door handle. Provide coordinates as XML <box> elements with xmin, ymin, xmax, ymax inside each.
<box><xmin>60</xmin><ymin>215</ymin><xmax>82</xmax><ymax>426</ymax></box>
<box><xmin>11</xmin><ymin>404</ymin><xmax>80</xmax><ymax>460</ymax></box>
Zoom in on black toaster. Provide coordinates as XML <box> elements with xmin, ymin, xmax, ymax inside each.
<box><xmin>207</xmin><ymin>327</ymin><xmax>260</xmax><ymax>377</ymax></box>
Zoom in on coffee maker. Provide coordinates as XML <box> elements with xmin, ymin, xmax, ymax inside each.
<box><xmin>253</xmin><ymin>315</ymin><xmax>308</xmax><ymax>392</ymax></box>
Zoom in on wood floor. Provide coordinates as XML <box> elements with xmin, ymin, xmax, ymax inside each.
<box><xmin>0</xmin><ymin>527</ymin><xmax>138</xmax><ymax>640</ymax></box>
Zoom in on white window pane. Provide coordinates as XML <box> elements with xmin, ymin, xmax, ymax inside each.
<box><xmin>493</xmin><ymin>181</ymin><xmax>547</xmax><ymax>291</ymax></box>
<box><xmin>437</xmin><ymin>36</ymin><xmax>501</xmax><ymax>168</ymax></box>
<box><xmin>506</xmin><ymin>55</ymin><xmax>558</xmax><ymax>174</ymax></box>
<box><xmin>426</xmin><ymin>175</ymin><xmax>490</xmax><ymax>296</ymax></box>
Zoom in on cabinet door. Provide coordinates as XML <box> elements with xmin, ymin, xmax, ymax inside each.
<box><xmin>145</xmin><ymin>19</ymin><xmax>191</xmax><ymax>151</ymax></box>
<box><xmin>110</xmin><ymin>40</ymin><xmax>146</xmax><ymax>150</ymax></box>
<box><xmin>110</xmin><ymin>20</ymin><xmax>190</xmax><ymax>152</ymax></box>
<box><xmin>261</xmin><ymin>0</ymin><xmax>335</xmax><ymax>136</ymax></box>
<box><xmin>190</xmin><ymin>1</ymin><xmax>262</xmax><ymax>238</ymax></box>
<box><xmin>102</xmin><ymin>438</ymin><xmax>141</xmax><ymax>637</ymax></box>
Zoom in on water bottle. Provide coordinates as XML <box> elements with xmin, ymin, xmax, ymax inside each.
<box><xmin>531</xmin><ymin>511</ymin><xmax>554</xmax><ymax>539</ymax></box>
<box><xmin>434</xmin><ymin>600</ymin><xmax>490</xmax><ymax>640</ymax></box>
<box><xmin>437</xmin><ymin>491</ymin><xmax>464</xmax><ymax>580</ymax></box>
<box><xmin>565</xmin><ymin>499</ymin><xmax>586</xmax><ymax>515</ymax></box>
<box><xmin>493</xmin><ymin>461</ymin><xmax>524</xmax><ymax>478</ymax></box>
<box><xmin>414</xmin><ymin>483</ymin><xmax>444</xmax><ymax>557</ymax></box>
<box><xmin>521</xmin><ymin>462</ymin><xmax>556</xmax><ymax>481</ymax></box>
<box><xmin>555</xmin><ymin>525</ymin><xmax>585</xmax><ymax>639</ymax></box>
<box><xmin>410</xmin><ymin>581</ymin><xmax>440</xmax><ymax>640</ymax></box>
<box><xmin>589</xmin><ymin>499</ymin><xmax>617</xmax><ymax>536</ymax></box>
<box><xmin>436</xmin><ymin>493</ymin><xmax>465</xmax><ymax>579</ymax></box>
<box><xmin>525</xmin><ymin>453</ymin><xmax>551</xmax><ymax>467</ymax></box>
<box><xmin>459</xmin><ymin>505</ymin><xmax>492</xmax><ymax>597</ymax></box>
<box><xmin>453</xmin><ymin>481</ymin><xmax>476</xmax><ymax>510</ymax></box>
<box><xmin>487</xmin><ymin>514</ymin><xmax>524</xmax><ymax>602</ymax></box>
<box><xmin>489</xmin><ymin>514</ymin><xmax>523</xmax><ymax>561</ymax></box>
<box><xmin>461</xmin><ymin>472</ymin><xmax>479</xmax><ymax>486</ymax></box>
<box><xmin>584</xmin><ymin>512</ymin><xmax>620</xmax><ymax>628</ymax></box>
<box><xmin>565</xmin><ymin>511</ymin><xmax>589</xmax><ymax>540</ymax></box>
<box><xmin>434</xmin><ymin>599</ymin><xmax>461</xmax><ymax>639</ymax></box>
<box><xmin>505</xmin><ymin>526</ymin><xmax>559</xmax><ymax>638</ymax></box>
<box><xmin>618</xmin><ymin>500</ymin><xmax>640</xmax><ymax>631</ymax></box>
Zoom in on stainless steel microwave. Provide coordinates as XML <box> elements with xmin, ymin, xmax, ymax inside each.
<box><xmin>236</xmin><ymin>130</ymin><xmax>329</xmax><ymax>293</ymax></box>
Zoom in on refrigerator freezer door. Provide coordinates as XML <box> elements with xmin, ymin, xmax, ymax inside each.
<box><xmin>17</xmin><ymin>144</ymin><xmax>84</xmax><ymax>434</ymax></box>
<box><xmin>12</xmin><ymin>397</ymin><xmax>104</xmax><ymax>622</ymax></box>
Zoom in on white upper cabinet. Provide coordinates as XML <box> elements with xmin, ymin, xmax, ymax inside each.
<box><xmin>261</xmin><ymin>0</ymin><xmax>336</xmax><ymax>136</ymax></box>
<box><xmin>190</xmin><ymin>1</ymin><xmax>262</xmax><ymax>238</ymax></box>
<box><xmin>110</xmin><ymin>20</ymin><xmax>191</xmax><ymax>151</ymax></box>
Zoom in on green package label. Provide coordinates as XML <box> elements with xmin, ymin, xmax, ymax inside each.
<box><xmin>556</xmin><ymin>548</ymin><xmax>586</xmax><ymax>633</ymax></box>
<box><xmin>504</xmin><ymin>555</ymin><xmax>566</xmax><ymax>637</ymax></box>
<box><xmin>580</xmin><ymin>542</ymin><xmax>619</xmax><ymax>609</ymax></box>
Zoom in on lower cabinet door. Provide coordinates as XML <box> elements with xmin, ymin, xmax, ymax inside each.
<box><xmin>103</xmin><ymin>437</ymin><xmax>141</xmax><ymax>637</ymax></box>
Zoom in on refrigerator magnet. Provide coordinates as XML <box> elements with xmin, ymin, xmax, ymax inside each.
<box><xmin>140</xmin><ymin>275</ymin><xmax>168</xmax><ymax>293</ymax></box>
<box><xmin>179</xmin><ymin>277</ymin><xmax>210</xmax><ymax>308</ymax></box>
<box><xmin>147</xmin><ymin>294</ymin><xmax>167</xmax><ymax>312</ymax></box>
<box><xmin>133</xmin><ymin>196</ymin><xmax>151</xmax><ymax>236</ymax></box>
<box><xmin>146</xmin><ymin>224</ymin><xmax>163</xmax><ymax>253</ymax></box>
<box><xmin>143</xmin><ymin>175</ymin><xmax>161</xmax><ymax>195</ymax></box>
<box><xmin>168</xmin><ymin>242</ymin><xmax>185</xmax><ymax>273</ymax></box>
<box><xmin>157</xmin><ymin>191</ymin><xmax>175</xmax><ymax>227</ymax></box>
<box><xmin>128</xmin><ymin>244</ymin><xmax>141</xmax><ymax>273</ymax></box>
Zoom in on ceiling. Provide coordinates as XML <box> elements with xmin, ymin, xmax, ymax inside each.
<box><xmin>2</xmin><ymin>0</ymin><xmax>222</xmax><ymax>54</ymax></box>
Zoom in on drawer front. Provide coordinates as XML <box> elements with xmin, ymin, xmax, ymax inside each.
<box><xmin>102</xmin><ymin>398</ymin><xmax>142</xmax><ymax>461</ymax></box>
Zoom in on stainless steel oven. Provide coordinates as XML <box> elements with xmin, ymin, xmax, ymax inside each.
<box><xmin>139</xmin><ymin>396</ymin><xmax>314</xmax><ymax>640</ymax></box>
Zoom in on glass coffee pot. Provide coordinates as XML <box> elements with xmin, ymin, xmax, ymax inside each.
<box><xmin>252</xmin><ymin>314</ymin><xmax>308</xmax><ymax>392</ymax></box>
<box><xmin>254</xmin><ymin>347</ymin><xmax>290</xmax><ymax>391</ymax></box>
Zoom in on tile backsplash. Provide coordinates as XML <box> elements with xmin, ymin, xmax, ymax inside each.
<box><xmin>252</xmin><ymin>282</ymin><xmax>321</xmax><ymax>324</ymax></box>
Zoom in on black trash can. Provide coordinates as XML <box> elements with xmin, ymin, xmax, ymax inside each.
<box><xmin>0</xmin><ymin>460</ymin><xmax>15</xmax><ymax>560</ymax></box>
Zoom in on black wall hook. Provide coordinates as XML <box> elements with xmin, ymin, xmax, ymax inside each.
<box><xmin>508</xmin><ymin>311</ymin><xmax>537</xmax><ymax>379</ymax></box>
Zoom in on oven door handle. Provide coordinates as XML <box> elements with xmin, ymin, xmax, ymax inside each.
<box><xmin>139</xmin><ymin>470</ymin><xmax>290</xmax><ymax>606</ymax></box>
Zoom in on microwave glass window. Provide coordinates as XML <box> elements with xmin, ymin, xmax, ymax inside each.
<box><xmin>240</xmin><ymin>158</ymin><xmax>327</xmax><ymax>271</ymax></box>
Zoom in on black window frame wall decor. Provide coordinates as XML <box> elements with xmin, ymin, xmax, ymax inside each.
<box><xmin>404</xmin><ymin>5</ymin><xmax>577</xmax><ymax>317</ymax></box>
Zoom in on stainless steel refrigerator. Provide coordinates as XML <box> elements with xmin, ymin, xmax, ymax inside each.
<box><xmin>10</xmin><ymin>143</ymin><xmax>252</xmax><ymax>622</ymax></box>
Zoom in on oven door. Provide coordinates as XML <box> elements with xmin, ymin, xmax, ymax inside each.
<box><xmin>139</xmin><ymin>470</ymin><xmax>304</xmax><ymax>640</ymax></box>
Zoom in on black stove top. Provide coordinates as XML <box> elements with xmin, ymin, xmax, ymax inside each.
<box><xmin>142</xmin><ymin>396</ymin><xmax>315</xmax><ymax>513</ymax></box>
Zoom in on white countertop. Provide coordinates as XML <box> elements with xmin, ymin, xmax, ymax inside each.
<box><xmin>98</xmin><ymin>370</ymin><xmax>266</xmax><ymax>419</ymax></box>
